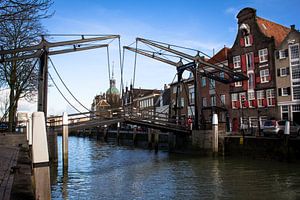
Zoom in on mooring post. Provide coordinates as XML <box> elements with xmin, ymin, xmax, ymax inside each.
<box><xmin>48</xmin><ymin>118</ymin><xmax>58</xmax><ymax>163</ymax></box>
<box><xmin>154</xmin><ymin>131</ymin><xmax>159</xmax><ymax>154</ymax></box>
<box><xmin>28</xmin><ymin>116</ymin><xmax>32</xmax><ymax>146</ymax></box>
<box><xmin>133</xmin><ymin>128</ymin><xmax>137</xmax><ymax>147</ymax></box>
<box><xmin>32</xmin><ymin>112</ymin><xmax>51</xmax><ymax>200</ymax></box>
<box><xmin>104</xmin><ymin>125</ymin><xmax>108</xmax><ymax>142</ymax></box>
<box><xmin>284</xmin><ymin>120</ymin><xmax>290</xmax><ymax>160</ymax></box>
<box><xmin>148</xmin><ymin>128</ymin><xmax>152</xmax><ymax>149</ymax></box>
<box><xmin>117</xmin><ymin>122</ymin><xmax>120</xmax><ymax>145</ymax></box>
<box><xmin>212</xmin><ymin>113</ymin><xmax>219</xmax><ymax>155</ymax></box>
<box><xmin>62</xmin><ymin>112</ymin><xmax>68</xmax><ymax>170</ymax></box>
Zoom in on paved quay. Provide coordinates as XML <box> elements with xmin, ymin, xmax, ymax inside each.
<box><xmin>0</xmin><ymin>133</ymin><xmax>34</xmax><ymax>200</ymax></box>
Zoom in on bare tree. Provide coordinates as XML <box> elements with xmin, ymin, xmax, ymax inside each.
<box><xmin>0</xmin><ymin>0</ymin><xmax>53</xmax><ymax>131</ymax></box>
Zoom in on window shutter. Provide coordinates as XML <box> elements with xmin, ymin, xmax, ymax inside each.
<box><xmin>285</xmin><ymin>49</ymin><xmax>289</xmax><ymax>57</ymax></box>
<box><xmin>241</xmin><ymin>55</ymin><xmax>246</xmax><ymax>72</ymax></box>
<box><xmin>249</xmin><ymin>34</ymin><xmax>254</xmax><ymax>45</ymax></box>
<box><xmin>229</xmin><ymin>63</ymin><xmax>234</xmax><ymax>68</ymax></box>
<box><xmin>286</xmin><ymin>67</ymin><xmax>290</xmax><ymax>75</ymax></box>
<box><xmin>275</xmin><ymin>51</ymin><xmax>279</xmax><ymax>59</ymax></box>
<box><xmin>287</xmin><ymin>87</ymin><xmax>291</xmax><ymax>95</ymax></box>
<box><xmin>254</xmin><ymin>56</ymin><xmax>259</xmax><ymax>63</ymax></box>
<box><xmin>277</xmin><ymin>69</ymin><xmax>281</xmax><ymax>77</ymax></box>
<box><xmin>278</xmin><ymin>88</ymin><xmax>282</xmax><ymax>96</ymax></box>
<box><xmin>240</xmin><ymin>38</ymin><xmax>245</xmax><ymax>47</ymax></box>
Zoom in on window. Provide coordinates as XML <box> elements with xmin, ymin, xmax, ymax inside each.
<box><xmin>211</xmin><ymin>96</ymin><xmax>216</xmax><ymax>106</ymax></box>
<box><xmin>290</xmin><ymin>44</ymin><xmax>299</xmax><ymax>60</ymax></box>
<box><xmin>266</xmin><ymin>89</ymin><xmax>275</xmax><ymax>106</ymax></box>
<box><xmin>257</xmin><ymin>90</ymin><xmax>265</xmax><ymax>107</ymax></box>
<box><xmin>188</xmin><ymin>106</ymin><xmax>195</xmax><ymax>117</ymax></box>
<box><xmin>188</xmin><ymin>86</ymin><xmax>195</xmax><ymax>104</ymax></box>
<box><xmin>201</xmin><ymin>77</ymin><xmax>206</xmax><ymax>87</ymax></box>
<box><xmin>282</xmin><ymin>88</ymin><xmax>289</xmax><ymax>96</ymax></box>
<box><xmin>259</xmin><ymin>48</ymin><xmax>268</xmax><ymax>63</ymax></box>
<box><xmin>293</xmin><ymin>86</ymin><xmax>300</xmax><ymax>100</ymax></box>
<box><xmin>209</xmin><ymin>79</ymin><xmax>215</xmax><ymax>90</ymax></box>
<box><xmin>235</xmin><ymin>81</ymin><xmax>242</xmax><ymax>87</ymax></box>
<box><xmin>220</xmin><ymin>94</ymin><xmax>225</xmax><ymax>105</ymax></box>
<box><xmin>246</xmin><ymin>52</ymin><xmax>254</xmax><ymax>70</ymax></box>
<box><xmin>181</xmin><ymin>97</ymin><xmax>185</xmax><ymax>107</ymax></box>
<box><xmin>292</xmin><ymin>104</ymin><xmax>300</xmax><ymax>112</ymax></box>
<box><xmin>244</xmin><ymin>35</ymin><xmax>251</xmax><ymax>47</ymax></box>
<box><xmin>281</xmin><ymin>105</ymin><xmax>289</xmax><ymax>120</ymax></box>
<box><xmin>291</xmin><ymin>65</ymin><xmax>300</xmax><ymax>80</ymax></box>
<box><xmin>279</xmin><ymin>50</ymin><xmax>287</xmax><ymax>59</ymax></box>
<box><xmin>173</xmin><ymin>86</ymin><xmax>177</xmax><ymax>94</ymax></box>
<box><xmin>248</xmin><ymin>91</ymin><xmax>255</xmax><ymax>100</ymax></box>
<box><xmin>202</xmin><ymin>97</ymin><xmax>207</xmax><ymax>107</ymax></box>
<box><xmin>239</xmin><ymin>92</ymin><xmax>246</xmax><ymax>108</ymax></box>
<box><xmin>220</xmin><ymin>72</ymin><xmax>225</xmax><ymax>78</ymax></box>
<box><xmin>233</xmin><ymin>56</ymin><xmax>241</xmax><ymax>68</ymax></box>
<box><xmin>231</xmin><ymin>93</ymin><xmax>238</xmax><ymax>109</ymax></box>
<box><xmin>280</xmin><ymin>67</ymin><xmax>289</xmax><ymax>76</ymax></box>
<box><xmin>248</xmin><ymin>73</ymin><xmax>255</xmax><ymax>89</ymax></box>
<box><xmin>260</xmin><ymin>69</ymin><xmax>269</xmax><ymax>83</ymax></box>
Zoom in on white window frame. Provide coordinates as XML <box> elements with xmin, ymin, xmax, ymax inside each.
<box><xmin>244</xmin><ymin>35</ymin><xmax>251</xmax><ymax>47</ymax></box>
<box><xmin>220</xmin><ymin>94</ymin><xmax>225</xmax><ymax>105</ymax></box>
<box><xmin>266</xmin><ymin>89</ymin><xmax>275</xmax><ymax>106</ymax></box>
<box><xmin>233</xmin><ymin>56</ymin><xmax>241</xmax><ymax>68</ymax></box>
<box><xmin>293</xmin><ymin>86</ymin><xmax>300</xmax><ymax>100</ymax></box>
<box><xmin>282</xmin><ymin>88</ymin><xmax>289</xmax><ymax>96</ymax></box>
<box><xmin>279</xmin><ymin>50</ymin><xmax>286</xmax><ymax>59</ymax></box>
<box><xmin>231</xmin><ymin>93</ymin><xmax>238</xmax><ymax>109</ymax></box>
<box><xmin>280</xmin><ymin>67</ymin><xmax>288</xmax><ymax>77</ymax></box>
<box><xmin>248</xmin><ymin>90</ymin><xmax>255</xmax><ymax>108</ymax></box>
<box><xmin>246</xmin><ymin>52</ymin><xmax>254</xmax><ymax>70</ymax></box>
<box><xmin>211</xmin><ymin>96</ymin><xmax>216</xmax><ymax>106</ymax></box>
<box><xmin>188</xmin><ymin>85</ymin><xmax>195</xmax><ymax>105</ymax></box>
<box><xmin>235</xmin><ymin>81</ymin><xmax>242</xmax><ymax>87</ymax></box>
<box><xmin>260</xmin><ymin>69</ymin><xmax>269</xmax><ymax>83</ymax></box>
<box><xmin>256</xmin><ymin>90</ymin><xmax>265</xmax><ymax>107</ymax></box>
<box><xmin>239</xmin><ymin>92</ymin><xmax>246</xmax><ymax>108</ymax></box>
<box><xmin>248</xmin><ymin>73</ymin><xmax>255</xmax><ymax>90</ymax></box>
<box><xmin>201</xmin><ymin>77</ymin><xmax>206</xmax><ymax>87</ymax></box>
<box><xmin>290</xmin><ymin>44</ymin><xmax>300</xmax><ymax>60</ymax></box>
<box><xmin>259</xmin><ymin>48</ymin><xmax>268</xmax><ymax>63</ymax></box>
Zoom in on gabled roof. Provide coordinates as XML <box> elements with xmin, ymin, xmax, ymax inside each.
<box><xmin>97</xmin><ymin>99</ymin><xmax>110</xmax><ymax>107</ymax></box>
<box><xmin>256</xmin><ymin>17</ymin><xmax>290</xmax><ymax>47</ymax></box>
<box><xmin>208</xmin><ymin>47</ymin><xmax>230</xmax><ymax>64</ymax></box>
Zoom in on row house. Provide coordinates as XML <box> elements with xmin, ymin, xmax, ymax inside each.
<box><xmin>275</xmin><ymin>26</ymin><xmax>300</xmax><ymax>124</ymax></box>
<box><xmin>228</xmin><ymin>7</ymin><xmax>290</xmax><ymax>131</ymax></box>
<box><xmin>169</xmin><ymin>47</ymin><xmax>231</xmax><ymax>129</ymax></box>
<box><xmin>122</xmin><ymin>84</ymin><xmax>160</xmax><ymax>117</ymax></box>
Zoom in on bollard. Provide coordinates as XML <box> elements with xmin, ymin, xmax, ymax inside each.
<box><xmin>284</xmin><ymin>121</ymin><xmax>290</xmax><ymax>135</ymax></box>
<box><xmin>212</xmin><ymin>113</ymin><xmax>218</xmax><ymax>154</ymax></box>
<box><xmin>62</xmin><ymin>112</ymin><xmax>68</xmax><ymax>170</ymax></box>
<box><xmin>32</xmin><ymin>112</ymin><xmax>51</xmax><ymax>200</ymax></box>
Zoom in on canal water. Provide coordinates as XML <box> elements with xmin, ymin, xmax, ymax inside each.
<box><xmin>51</xmin><ymin>136</ymin><xmax>300</xmax><ymax>200</ymax></box>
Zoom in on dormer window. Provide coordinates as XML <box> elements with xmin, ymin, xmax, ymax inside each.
<box><xmin>239</xmin><ymin>23</ymin><xmax>250</xmax><ymax>35</ymax></box>
<box><xmin>239</xmin><ymin>23</ymin><xmax>252</xmax><ymax>47</ymax></box>
<box><xmin>244</xmin><ymin>35</ymin><xmax>251</xmax><ymax>47</ymax></box>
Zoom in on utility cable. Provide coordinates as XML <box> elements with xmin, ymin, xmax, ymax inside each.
<box><xmin>48</xmin><ymin>72</ymin><xmax>85</xmax><ymax>115</ymax></box>
<box><xmin>48</xmin><ymin>57</ymin><xmax>91</xmax><ymax>112</ymax></box>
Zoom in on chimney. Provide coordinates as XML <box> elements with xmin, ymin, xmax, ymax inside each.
<box><xmin>291</xmin><ymin>24</ymin><xmax>295</xmax><ymax>30</ymax></box>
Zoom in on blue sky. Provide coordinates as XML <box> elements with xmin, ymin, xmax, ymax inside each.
<box><xmin>19</xmin><ymin>0</ymin><xmax>300</xmax><ymax>115</ymax></box>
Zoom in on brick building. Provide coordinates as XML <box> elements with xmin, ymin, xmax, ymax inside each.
<box><xmin>275</xmin><ymin>26</ymin><xmax>300</xmax><ymax>123</ymax></box>
<box><xmin>228</xmin><ymin>7</ymin><xmax>290</xmax><ymax>131</ymax></box>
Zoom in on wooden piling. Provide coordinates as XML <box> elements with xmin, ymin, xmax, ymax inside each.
<box><xmin>62</xmin><ymin>112</ymin><xmax>68</xmax><ymax>169</ymax></box>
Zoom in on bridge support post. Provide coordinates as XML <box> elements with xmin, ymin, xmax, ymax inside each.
<box><xmin>62</xmin><ymin>112</ymin><xmax>68</xmax><ymax>170</ymax></box>
<box><xmin>148</xmin><ymin>129</ymin><xmax>152</xmax><ymax>149</ymax></box>
<box><xmin>48</xmin><ymin>119</ymin><xmax>58</xmax><ymax>163</ymax></box>
<box><xmin>117</xmin><ymin>122</ymin><xmax>120</xmax><ymax>145</ymax></box>
<box><xmin>104</xmin><ymin>125</ymin><xmax>108</xmax><ymax>142</ymax></box>
<box><xmin>32</xmin><ymin>112</ymin><xmax>51</xmax><ymax>200</ymax></box>
<box><xmin>154</xmin><ymin>131</ymin><xmax>159</xmax><ymax>154</ymax></box>
<box><xmin>212</xmin><ymin>114</ymin><xmax>218</xmax><ymax>155</ymax></box>
<box><xmin>133</xmin><ymin>128</ymin><xmax>137</xmax><ymax>147</ymax></box>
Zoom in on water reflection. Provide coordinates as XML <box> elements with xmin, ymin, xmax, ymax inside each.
<box><xmin>51</xmin><ymin>136</ymin><xmax>300</xmax><ymax>200</ymax></box>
